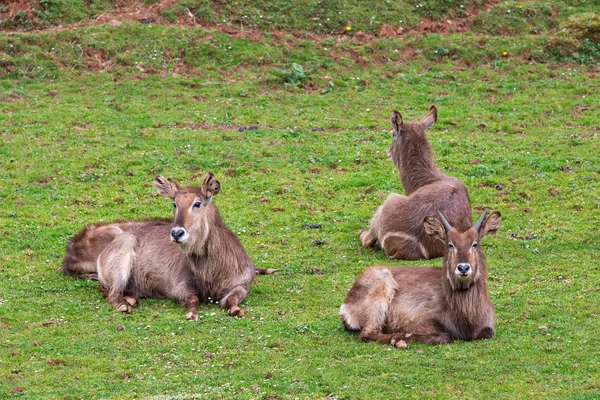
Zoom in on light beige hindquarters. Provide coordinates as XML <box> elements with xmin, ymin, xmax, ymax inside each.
<box><xmin>373</xmin><ymin>194</ymin><xmax>403</xmax><ymax>239</ymax></box>
<box><xmin>340</xmin><ymin>266</ymin><xmax>399</xmax><ymax>332</ymax></box>
<box><xmin>360</xmin><ymin>193</ymin><xmax>405</xmax><ymax>250</ymax></box>
<box><xmin>361</xmin><ymin>193</ymin><xmax>433</xmax><ymax>260</ymax></box>
<box><xmin>97</xmin><ymin>232</ymin><xmax>138</xmax><ymax>313</ymax></box>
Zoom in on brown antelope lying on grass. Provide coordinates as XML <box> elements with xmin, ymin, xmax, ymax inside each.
<box><xmin>360</xmin><ymin>106</ymin><xmax>472</xmax><ymax>260</ymax></box>
<box><xmin>63</xmin><ymin>173</ymin><xmax>271</xmax><ymax>320</ymax></box>
<box><xmin>342</xmin><ymin>210</ymin><xmax>501</xmax><ymax>346</ymax></box>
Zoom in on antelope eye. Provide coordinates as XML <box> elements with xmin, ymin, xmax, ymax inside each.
<box><xmin>192</xmin><ymin>201</ymin><xmax>202</xmax><ymax>209</ymax></box>
<box><xmin>172</xmin><ymin>202</ymin><xmax>177</xmax><ymax>208</ymax></box>
<box><xmin>448</xmin><ymin>242</ymin><xmax>455</xmax><ymax>249</ymax></box>
<box><xmin>472</xmin><ymin>242</ymin><xmax>478</xmax><ymax>249</ymax></box>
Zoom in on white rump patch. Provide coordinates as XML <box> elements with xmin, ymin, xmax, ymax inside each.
<box><xmin>96</xmin><ymin>257</ymin><xmax>106</xmax><ymax>284</ymax></box>
<box><xmin>339</xmin><ymin>304</ymin><xmax>361</xmax><ymax>331</ymax></box>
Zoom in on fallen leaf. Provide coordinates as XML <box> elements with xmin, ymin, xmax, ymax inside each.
<box><xmin>361</xmin><ymin>184</ymin><xmax>375</xmax><ymax>194</ymax></box>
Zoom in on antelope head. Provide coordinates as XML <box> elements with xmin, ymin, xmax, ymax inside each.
<box><xmin>154</xmin><ymin>172</ymin><xmax>221</xmax><ymax>250</ymax></box>
<box><xmin>388</xmin><ymin>105</ymin><xmax>437</xmax><ymax>159</ymax></box>
<box><xmin>424</xmin><ymin>210</ymin><xmax>501</xmax><ymax>291</ymax></box>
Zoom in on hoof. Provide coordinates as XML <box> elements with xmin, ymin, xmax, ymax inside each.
<box><xmin>228</xmin><ymin>306</ymin><xmax>245</xmax><ymax>318</ymax></box>
<box><xmin>359</xmin><ymin>230</ymin><xmax>373</xmax><ymax>248</ymax></box>
<box><xmin>124</xmin><ymin>296</ymin><xmax>138</xmax><ymax>307</ymax></box>
<box><xmin>186</xmin><ymin>311</ymin><xmax>199</xmax><ymax>321</ymax></box>
<box><xmin>116</xmin><ymin>303</ymin><xmax>132</xmax><ymax>313</ymax></box>
<box><xmin>392</xmin><ymin>339</ymin><xmax>408</xmax><ymax>349</ymax></box>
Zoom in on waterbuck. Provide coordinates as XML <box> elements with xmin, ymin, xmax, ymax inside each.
<box><xmin>342</xmin><ymin>210</ymin><xmax>501</xmax><ymax>346</ymax></box>
<box><xmin>360</xmin><ymin>106</ymin><xmax>472</xmax><ymax>260</ymax></box>
<box><xmin>62</xmin><ymin>172</ymin><xmax>260</xmax><ymax>319</ymax></box>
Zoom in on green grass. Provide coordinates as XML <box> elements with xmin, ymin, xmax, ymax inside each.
<box><xmin>1</xmin><ymin>2</ymin><xmax>600</xmax><ymax>399</ymax></box>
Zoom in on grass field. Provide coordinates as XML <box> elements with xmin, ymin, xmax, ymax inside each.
<box><xmin>1</xmin><ymin>1</ymin><xmax>600</xmax><ymax>399</ymax></box>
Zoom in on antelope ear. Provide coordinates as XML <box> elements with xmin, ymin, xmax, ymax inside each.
<box><xmin>423</xmin><ymin>216</ymin><xmax>447</xmax><ymax>243</ymax></box>
<box><xmin>390</xmin><ymin>110</ymin><xmax>403</xmax><ymax>138</ymax></box>
<box><xmin>421</xmin><ymin>105</ymin><xmax>437</xmax><ymax>131</ymax></box>
<box><xmin>479</xmin><ymin>211</ymin><xmax>501</xmax><ymax>239</ymax></box>
<box><xmin>202</xmin><ymin>172</ymin><xmax>221</xmax><ymax>197</ymax></box>
<box><xmin>154</xmin><ymin>175</ymin><xmax>180</xmax><ymax>199</ymax></box>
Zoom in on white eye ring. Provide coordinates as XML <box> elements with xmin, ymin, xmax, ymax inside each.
<box><xmin>448</xmin><ymin>242</ymin><xmax>455</xmax><ymax>249</ymax></box>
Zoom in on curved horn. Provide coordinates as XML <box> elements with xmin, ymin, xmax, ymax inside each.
<box><xmin>474</xmin><ymin>209</ymin><xmax>488</xmax><ymax>232</ymax></box>
<box><xmin>437</xmin><ymin>211</ymin><xmax>452</xmax><ymax>233</ymax></box>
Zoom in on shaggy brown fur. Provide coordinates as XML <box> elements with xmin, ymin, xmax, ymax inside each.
<box><xmin>360</xmin><ymin>106</ymin><xmax>472</xmax><ymax>260</ymax></box>
<box><xmin>62</xmin><ymin>173</ymin><xmax>258</xmax><ymax>319</ymax></box>
<box><xmin>342</xmin><ymin>210</ymin><xmax>501</xmax><ymax>346</ymax></box>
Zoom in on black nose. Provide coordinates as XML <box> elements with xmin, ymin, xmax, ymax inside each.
<box><xmin>171</xmin><ymin>228</ymin><xmax>185</xmax><ymax>240</ymax></box>
<box><xmin>457</xmin><ymin>263</ymin><xmax>471</xmax><ymax>274</ymax></box>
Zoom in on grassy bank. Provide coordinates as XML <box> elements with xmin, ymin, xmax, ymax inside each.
<box><xmin>1</xmin><ymin>1</ymin><xmax>600</xmax><ymax>399</ymax></box>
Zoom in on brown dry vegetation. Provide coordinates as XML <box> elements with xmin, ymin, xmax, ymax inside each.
<box><xmin>1</xmin><ymin>0</ymin><xmax>502</xmax><ymax>39</ymax></box>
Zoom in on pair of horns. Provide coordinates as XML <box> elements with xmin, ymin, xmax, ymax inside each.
<box><xmin>438</xmin><ymin>210</ymin><xmax>487</xmax><ymax>233</ymax></box>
